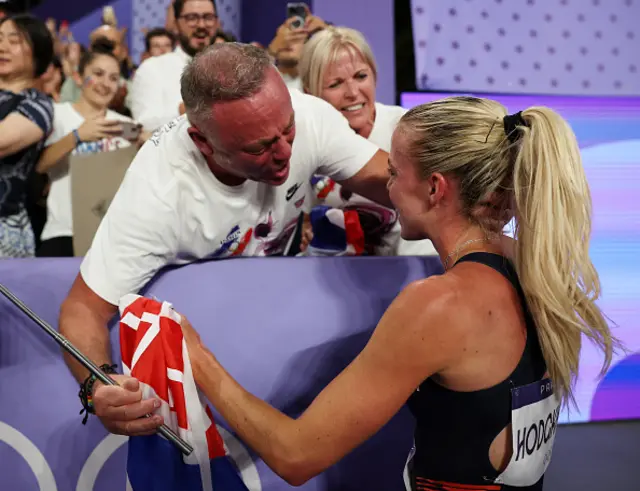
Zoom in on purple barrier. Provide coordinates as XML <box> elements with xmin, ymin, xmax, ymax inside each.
<box><xmin>0</xmin><ymin>256</ymin><xmax>443</xmax><ymax>491</ymax></box>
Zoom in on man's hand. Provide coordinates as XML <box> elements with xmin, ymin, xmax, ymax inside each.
<box><xmin>268</xmin><ymin>18</ymin><xmax>307</xmax><ymax>57</ymax></box>
<box><xmin>301</xmin><ymin>213</ymin><xmax>313</xmax><ymax>251</ymax></box>
<box><xmin>92</xmin><ymin>374</ymin><xmax>164</xmax><ymax>436</ymax></box>
<box><xmin>338</xmin><ymin>150</ymin><xmax>393</xmax><ymax>208</ymax></box>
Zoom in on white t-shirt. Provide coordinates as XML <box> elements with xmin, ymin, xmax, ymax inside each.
<box><xmin>41</xmin><ymin>103</ymin><xmax>134</xmax><ymax>242</ymax></box>
<box><xmin>80</xmin><ymin>90</ymin><xmax>380</xmax><ymax>305</ymax></box>
<box><xmin>311</xmin><ymin>102</ymin><xmax>437</xmax><ymax>256</ymax></box>
<box><xmin>128</xmin><ymin>46</ymin><xmax>191</xmax><ymax>132</ymax></box>
<box><xmin>281</xmin><ymin>72</ymin><xmax>303</xmax><ymax>92</ymax></box>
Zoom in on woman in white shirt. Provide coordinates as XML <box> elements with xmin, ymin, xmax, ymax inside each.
<box><xmin>36</xmin><ymin>40</ymin><xmax>140</xmax><ymax>257</ymax></box>
<box><xmin>298</xmin><ymin>26</ymin><xmax>436</xmax><ymax>256</ymax></box>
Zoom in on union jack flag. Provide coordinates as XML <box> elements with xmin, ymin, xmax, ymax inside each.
<box><xmin>119</xmin><ymin>294</ymin><xmax>250</xmax><ymax>491</ymax></box>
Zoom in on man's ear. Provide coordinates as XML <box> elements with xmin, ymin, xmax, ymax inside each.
<box><xmin>187</xmin><ymin>126</ymin><xmax>214</xmax><ymax>158</ymax></box>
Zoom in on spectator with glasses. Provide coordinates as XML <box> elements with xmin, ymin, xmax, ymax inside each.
<box><xmin>129</xmin><ymin>0</ymin><xmax>219</xmax><ymax>131</ymax></box>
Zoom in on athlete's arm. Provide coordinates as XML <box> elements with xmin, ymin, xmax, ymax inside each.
<box><xmin>183</xmin><ymin>277</ymin><xmax>461</xmax><ymax>485</ymax></box>
<box><xmin>337</xmin><ymin>149</ymin><xmax>393</xmax><ymax>208</ymax></box>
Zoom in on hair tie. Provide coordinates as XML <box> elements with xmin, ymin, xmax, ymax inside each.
<box><xmin>503</xmin><ymin>111</ymin><xmax>527</xmax><ymax>144</ymax></box>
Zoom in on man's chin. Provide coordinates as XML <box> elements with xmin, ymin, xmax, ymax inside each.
<box><xmin>191</xmin><ymin>38</ymin><xmax>212</xmax><ymax>51</ymax></box>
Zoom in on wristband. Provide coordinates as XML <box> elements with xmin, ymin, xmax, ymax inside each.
<box><xmin>78</xmin><ymin>364</ymin><xmax>118</xmax><ymax>425</ymax></box>
<box><xmin>72</xmin><ymin>129</ymin><xmax>82</xmax><ymax>146</ymax></box>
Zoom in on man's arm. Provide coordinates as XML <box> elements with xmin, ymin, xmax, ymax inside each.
<box><xmin>183</xmin><ymin>277</ymin><xmax>459</xmax><ymax>485</ymax></box>
<box><xmin>337</xmin><ymin>149</ymin><xmax>392</xmax><ymax>208</ymax></box>
<box><xmin>59</xmin><ymin>274</ymin><xmax>117</xmax><ymax>382</ymax></box>
<box><xmin>307</xmin><ymin>95</ymin><xmax>393</xmax><ymax>208</ymax></box>
<box><xmin>60</xmin><ymin>272</ymin><xmax>163</xmax><ymax>437</ymax></box>
<box><xmin>57</xmin><ymin>160</ymin><xmax>180</xmax><ymax>435</ymax></box>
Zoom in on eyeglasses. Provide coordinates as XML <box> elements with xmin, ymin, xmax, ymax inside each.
<box><xmin>179</xmin><ymin>13</ymin><xmax>218</xmax><ymax>26</ymax></box>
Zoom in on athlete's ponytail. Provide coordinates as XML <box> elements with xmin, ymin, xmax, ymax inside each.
<box><xmin>512</xmin><ymin>107</ymin><xmax>620</xmax><ymax>405</ymax></box>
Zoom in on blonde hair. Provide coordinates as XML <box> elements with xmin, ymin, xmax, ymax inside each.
<box><xmin>298</xmin><ymin>26</ymin><xmax>377</xmax><ymax>97</ymax></box>
<box><xmin>399</xmin><ymin>96</ymin><xmax>620</xmax><ymax>406</ymax></box>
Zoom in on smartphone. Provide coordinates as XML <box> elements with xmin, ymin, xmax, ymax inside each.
<box><xmin>287</xmin><ymin>2</ymin><xmax>308</xmax><ymax>29</ymax></box>
<box><xmin>120</xmin><ymin>122</ymin><xmax>142</xmax><ymax>141</ymax></box>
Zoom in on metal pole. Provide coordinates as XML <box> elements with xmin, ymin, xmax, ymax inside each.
<box><xmin>0</xmin><ymin>283</ymin><xmax>193</xmax><ymax>456</ymax></box>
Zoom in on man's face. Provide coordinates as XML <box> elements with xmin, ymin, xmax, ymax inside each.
<box><xmin>149</xmin><ymin>35</ymin><xmax>174</xmax><ymax>57</ymax></box>
<box><xmin>176</xmin><ymin>0</ymin><xmax>219</xmax><ymax>56</ymax></box>
<box><xmin>195</xmin><ymin>68</ymin><xmax>297</xmax><ymax>186</ymax></box>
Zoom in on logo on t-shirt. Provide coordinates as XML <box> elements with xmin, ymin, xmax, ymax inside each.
<box><xmin>210</xmin><ymin>225</ymin><xmax>253</xmax><ymax>258</ymax></box>
<box><xmin>286</xmin><ymin>182</ymin><xmax>302</xmax><ymax>201</ymax></box>
<box><xmin>150</xmin><ymin>117</ymin><xmax>180</xmax><ymax>147</ymax></box>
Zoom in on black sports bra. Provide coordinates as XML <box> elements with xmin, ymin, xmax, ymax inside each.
<box><xmin>405</xmin><ymin>252</ymin><xmax>548</xmax><ymax>491</ymax></box>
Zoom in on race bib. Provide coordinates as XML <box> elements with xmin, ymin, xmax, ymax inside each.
<box><xmin>495</xmin><ymin>378</ymin><xmax>561</xmax><ymax>487</ymax></box>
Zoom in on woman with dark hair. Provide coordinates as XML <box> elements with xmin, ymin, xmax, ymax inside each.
<box><xmin>0</xmin><ymin>14</ymin><xmax>54</xmax><ymax>257</ymax></box>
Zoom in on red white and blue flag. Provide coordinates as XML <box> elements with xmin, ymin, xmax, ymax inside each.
<box><xmin>119</xmin><ymin>294</ymin><xmax>250</xmax><ymax>491</ymax></box>
<box><xmin>305</xmin><ymin>205</ymin><xmax>365</xmax><ymax>256</ymax></box>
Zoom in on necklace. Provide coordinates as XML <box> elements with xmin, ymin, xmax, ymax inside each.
<box><xmin>443</xmin><ymin>237</ymin><xmax>491</xmax><ymax>271</ymax></box>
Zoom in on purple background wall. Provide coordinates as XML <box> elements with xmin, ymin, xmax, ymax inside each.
<box><xmin>410</xmin><ymin>0</ymin><xmax>640</xmax><ymax>95</ymax></box>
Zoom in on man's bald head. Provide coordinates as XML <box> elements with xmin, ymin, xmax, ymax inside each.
<box><xmin>180</xmin><ymin>42</ymin><xmax>278</xmax><ymax>128</ymax></box>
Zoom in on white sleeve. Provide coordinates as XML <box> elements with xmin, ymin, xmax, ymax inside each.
<box><xmin>45</xmin><ymin>104</ymin><xmax>67</xmax><ymax>147</ymax></box>
<box><xmin>129</xmin><ymin>59</ymin><xmax>180</xmax><ymax>132</ymax></box>
<box><xmin>79</xmin><ymin>164</ymin><xmax>180</xmax><ymax>305</ymax></box>
<box><xmin>310</xmin><ymin>97</ymin><xmax>380</xmax><ymax>181</ymax></box>
<box><xmin>395</xmin><ymin>237</ymin><xmax>439</xmax><ymax>256</ymax></box>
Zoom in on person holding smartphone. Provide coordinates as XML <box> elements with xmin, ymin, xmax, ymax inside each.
<box><xmin>36</xmin><ymin>40</ymin><xmax>141</xmax><ymax>257</ymax></box>
<box><xmin>267</xmin><ymin>3</ymin><xmax>327</xmax><ymax>92</ymax></box>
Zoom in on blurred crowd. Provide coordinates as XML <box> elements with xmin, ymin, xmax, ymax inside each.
<box><xmin>0</xmin><ymin>0</ymin><xmax>437</xmax><ymax>259</ymax></box>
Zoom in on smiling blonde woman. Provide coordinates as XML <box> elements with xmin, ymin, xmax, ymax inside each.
<box><xmin>298</xmin><ymin>26</ymin><xmax>436</xmax><ymax>256</ymax></box>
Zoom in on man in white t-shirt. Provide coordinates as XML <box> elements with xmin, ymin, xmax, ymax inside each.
<box><xmin>59</xmin><ymin>43</ymin><xmax>392</xmax><ymax>437</ymax></box>
<box><xmin>128</xmin><ymin>0</ymin><xmax>219</xmax><ymax>131</ymax></box>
